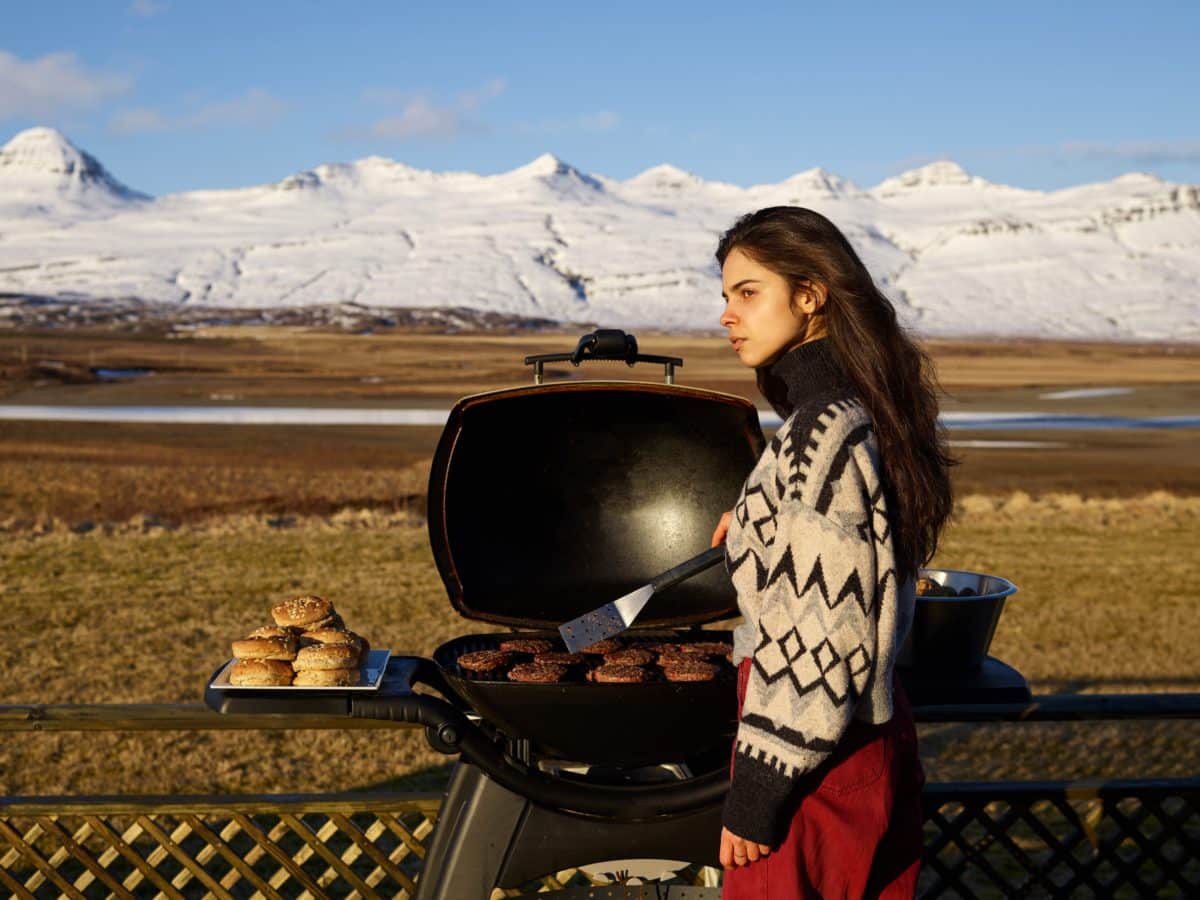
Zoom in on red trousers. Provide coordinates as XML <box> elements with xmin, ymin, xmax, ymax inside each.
<box><xmin>722</xmin><ymin>659</ymin><xmax>925</xmax><ymax>899</ymax></box>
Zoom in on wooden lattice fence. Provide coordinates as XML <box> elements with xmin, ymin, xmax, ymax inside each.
<box><xmin>921</xmin><ymin>781</ymin><xmax>1200</xmax><ymax>898</ymax></box>
<box><xmin>0</xmin><ymin>794</ymin><xmax>438</xmax><ymax>899</ymax></box>
<box><xmin>0</xmin><ymin>792</ymin><xmax>722</xmax><ymax>898</ymax></box>
<box><xmin>4</xmin><ymin>784</ymin><xmax>1199</xmax><ymax>898</ymax></box>
<box><xmin>4</xmin><ymin>701</ymin><xmax>1200</xmax><ymax>898</ymax></box>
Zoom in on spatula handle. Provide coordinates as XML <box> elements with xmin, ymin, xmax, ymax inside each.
<box><xmin>649</xmin><ymin>546</ymin><xmax>726</xmax><ymax>593</ymax></box>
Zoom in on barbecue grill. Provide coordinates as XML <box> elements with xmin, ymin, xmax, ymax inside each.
<box><xmin>208</xmin><ymin>330</ymin><xmax>767</xmax><ymax>898</ymax></box>
<box><xmin>205</xmin><ymin>329</ymin><xmax>1029</xmax><ymax>898</ymax></box>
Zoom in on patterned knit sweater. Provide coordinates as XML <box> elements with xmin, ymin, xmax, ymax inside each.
<box><xmin>722</xmin><ymin>338</ymin><xmax>915</xmax><ymax>845</ymax></box>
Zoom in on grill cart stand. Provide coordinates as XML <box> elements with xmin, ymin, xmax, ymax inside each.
<box><xmin>207</xmin><ymin>656</ymin><xmax>729</xmax><ymax>899</ymax></box>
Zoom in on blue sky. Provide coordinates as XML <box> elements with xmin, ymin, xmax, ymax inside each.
<box><xmin>3</xmin><ymin>0</ymin><xmax>1198</xmax><ymax>196</ymax></box>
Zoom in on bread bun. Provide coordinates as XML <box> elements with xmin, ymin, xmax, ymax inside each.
<box><xmin>293</xmin><ymin>667</ymin><xmax>361</xmax><ymax>687</ymax></box>
<box><xmin>298</xmin><ymin>613</ymin><xmax>341</xmax><ymax>632</ymax></box>
<box><xmin>249</xmin><ymin>624</ymin><xmax>303</xmax><ymax>639</ymax></box>
<box><xmin>271</xmin><ymin>595</ymin><xmax>334</xmax><ymax>628</ymax></box>
<box><xmin>231</xmin><ymin>635</ymin><xmax>297</xmax><ymax>661</ymax></box>
<box><xmin>306</xmin><ymin>629</ymin><xmax>368</xmax><ymax>662</ymax></box>
<box><xmin>229</xmin><ymin>659</ymin><xmax>293</xmax><ymax>686</ymax></box>
<box><xmin>300</xmin><ymin>627</ymin><xmax>362</xmax><ymax>649</ymax></box>
<box><xmin>293</xmin><ymin>642</ymin><xmax>360</xmax><ymax>671</ymax></box>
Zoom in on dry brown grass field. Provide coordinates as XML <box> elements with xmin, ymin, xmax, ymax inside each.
<box><xmin>3</xmin><ymin>326</ymin><xmax>1198</xmax><ymax>404</ymax></box>
<box><xmin>1</xmin><ymin>327</ymin><xmax>1198</xmax><ymax>798</ymax></box>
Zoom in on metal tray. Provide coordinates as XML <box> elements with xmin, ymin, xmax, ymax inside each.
<box><xmin>209</xmin><ymin>649</ymin><xmax>391</xmax><ymax>691</ymax></box>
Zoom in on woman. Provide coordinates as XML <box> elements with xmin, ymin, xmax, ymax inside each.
<box><xmin>710</xmin><ymin>207</ymin><xmax>953</xmax><ymax>898</ymax></box>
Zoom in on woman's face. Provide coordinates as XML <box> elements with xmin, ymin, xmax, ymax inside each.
<box><xmin>719</xmin><ymin>246</ymin><xmax>814</xmax><ymax>368</ymax></box>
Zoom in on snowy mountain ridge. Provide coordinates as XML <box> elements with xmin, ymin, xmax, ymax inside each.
<box><xmin>0</xmin><ymin>127</ymin><xmax>148</xmax><ymax>208</ymax></box>
<box><xmin>1</xmin><ymin>127</ymin><xmax>1198</xmax><ymax>340</ymax></box>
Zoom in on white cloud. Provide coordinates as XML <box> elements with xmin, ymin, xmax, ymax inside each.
<box><xmin>109</xmin><ymin>88</ymin><xmax>287</xmax><ymax>134</ymax></box>
<box><xmin>577</xmin><ymin>110</ymin><xmax>619</xmax><ymax>132</ymax></box>
<box><xmin>109</xmin><ymin>107</ymin><xmax>168</xmax><ymax>134</ymax></box>
<box><xmin>370</xmin><ymin>96</ymin><xmax>462</xmax><ymax>140</ymax></box>
<box><xmin>184</xmin><ymin>88</ymin><xmax>286</xmax><ymax>128</ymax></box>
<box><xmin>0</xmin><ymin>50</ymin><xmax>131</xmax><ymax>120</ymax></box>
<box><xmin>1059</xmin><ymin>140</ymin><xmax>1200</xmax><ymax>165</ymax></box>
<box><xmin>356</xmin><ymin>78</ymin><xmax>506</xmax><ymax>141</ymax></box>
<box><xmin>127</xmin><ymin>0</ymin><xmax>167</xmax><ymax>16</ymax></box>
<box><xmin>457</xmin><ymin>78</ymin><xmax>506</xmax><ymax>112</ymax></box>
<box><xmin>515</xmin><ymin>111</ymin><xmax>621</xmax><ymax>136</ymax></box>
<box><xmin>896</xmin><ymin>140</ymin><xmax>1200</xmax><ymax>174</ymax></box>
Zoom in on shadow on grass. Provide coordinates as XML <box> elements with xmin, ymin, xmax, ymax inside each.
<box><xmin>361</xmin><ymin>761</ymin><xmax>456</xmax><ymax>793</ymax></box>
<box><xmin>1035</xmin><ymin>675</ymin><xmax>1200</xmax><ymax>692</ymax></box>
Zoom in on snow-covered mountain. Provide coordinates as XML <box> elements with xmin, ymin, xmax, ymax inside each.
<box><xmin>1</xmin><ymin>127</ymin><xmax>1197</xmax><ymax>340</ymax></box>
<box><xmin>0</xmin><ymin>127</ymin><xmax>148</xmax><ymax>214</ymax></box>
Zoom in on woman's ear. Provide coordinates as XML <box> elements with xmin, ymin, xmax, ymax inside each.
<box><xmin>792</xmin><ymin>281</ymin><xmax>828</xmax><ymax>315</ymax></box>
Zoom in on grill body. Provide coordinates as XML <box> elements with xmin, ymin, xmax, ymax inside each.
<box><xmin>209</xmin><ymin>338</ymin><xmax>775</xmax><ymax>897</ymax></box>
<box><xmin>414</xmin><ymin>372</ymin><xmax>765</xmax><ymax>897</ymax></box>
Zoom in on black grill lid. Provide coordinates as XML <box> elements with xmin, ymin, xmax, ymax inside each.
<box><xmin>427</xmin><ymin>382</ymin><xmax>765</xmax><ymax>628</ymax></box>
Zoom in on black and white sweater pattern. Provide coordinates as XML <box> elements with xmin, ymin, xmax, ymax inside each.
<box><xmin>722</xmin><ymin>340</ymin><xmax>915</xmax><ymax>845</ymax></box>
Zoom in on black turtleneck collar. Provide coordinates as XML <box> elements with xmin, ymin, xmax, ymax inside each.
<box><xmin>757</xmin><ymin>338</ymin><xmax>856</xmax><ymax>419</ymax></box>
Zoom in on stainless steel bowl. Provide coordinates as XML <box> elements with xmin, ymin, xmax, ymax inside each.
<box><xmin>897</xmin><ymin>568</ymin><xmax>1018</xmax><ymax>672</ymax></box>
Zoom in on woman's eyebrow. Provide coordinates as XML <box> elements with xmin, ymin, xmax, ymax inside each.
<box><xmin>721</xmin><ymin>278</ymin><xmax>760</xmax><ymax>299</ymax></box>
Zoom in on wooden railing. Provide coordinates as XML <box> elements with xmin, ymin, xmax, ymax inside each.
<box><xmin>3</xmin><ymin>701</ymin><xmax>1200</xmax><ymax>898</ymax></box>
<box><xmin>1</xmin><ymin>704</ymin><xmax>391</xmax><ymax>733</ymax></box>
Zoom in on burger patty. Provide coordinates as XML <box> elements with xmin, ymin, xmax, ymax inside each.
<box><xmin>661</xmin><ymin>659</ymin><xmax>720</xmax><ymax>682</ymax></box>
<box><xmin>534</xmin><ymin>651</ymin><xmax>588</xmax><ymax>666</ymax></box>
<box><xmin>589</xmin><ymin>664</ymin><xmax>653</xmax><ymax>684</ymax></box>
<box><xmin>499</xmin><ymin>638</ymin><xmax>555</xmax><ymax>656</ymax></box>
<box><xmin>457</xmin><ymin>649</ymin><xmax>514</xmax><ymax>673</ymax></box>
<box><xmin>681</xmin><ymin>641</ymin><xmax>734</xmax><ymax>658</ymax></box>
<box><xmin>604</xmin><ymin>648</ymin><xmax>655</xmax><ymax>667</ymax></box>
<box><xmin>507</xmin><ymin>662</ymin><xmax>569</xmax><ymax>683</ymax></box>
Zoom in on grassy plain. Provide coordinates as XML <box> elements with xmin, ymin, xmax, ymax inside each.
<box><xmin>1</xmin><ymin>327</ymin><xmax>1198</xmax><ymax>797</ymax></box>
<box><xmin>3</xmin><ymin>326</ymin><xmax>1198</xmax><ymax>405</ymax></box>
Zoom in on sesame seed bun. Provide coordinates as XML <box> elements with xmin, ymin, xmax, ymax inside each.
<box><xmin>229</xmin><ymin>659</ymin><xmax>293</xmax><ymax>686</ymax></box>
<box><xmin>231</xmin><ymin>635</ymin><xmax>297</xmax><ymax>661</ymax></box>
<box><xmin>271</xmin><ymin>595</ymin><xmax>334</xmax><ymax>628</ymax></box>
<box><xmin>248</xmin><ymin>625</ymin><xmax>303</xmax><ymax>639</ymax></box>
<box><xmin>299</xmin><ymin>628</ymin><xmax>366</xmax><ymax>653</ymax></box>
<box><xmin>292</xmin><ymin>642</ymin><xmax>360</xmax><ymax>671</ymax></box>
<box><xmin>293</xmin><ymin>667</ymin><xmax>361</xmax><ymax>687</ymax></box>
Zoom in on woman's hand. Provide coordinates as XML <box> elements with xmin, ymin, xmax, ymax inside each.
<box><xmin>711</xmin><ymin>510</ymin><xmax>733</xmax><ymax>548</ymax></box>
<box><xmin>720</xmin><ymin>826</ymin><xmax>771</xmax><ymax>868</ymax></box>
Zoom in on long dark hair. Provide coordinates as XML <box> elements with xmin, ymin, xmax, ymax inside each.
<box><xmin>716</xmin><ymin>206</ymin><xmax>955</xmax><ymax>580</ymax></box>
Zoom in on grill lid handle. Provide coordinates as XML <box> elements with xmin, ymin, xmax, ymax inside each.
<box><xmin>524</xmin><ymin>330</ymin><xmax>684</xmax><ymax>385</ymax></box>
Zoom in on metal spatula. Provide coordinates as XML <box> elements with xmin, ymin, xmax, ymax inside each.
<box><xmin>558</xmin><ymin>546</ymin><xmax>726</xmax><ymax>653</ymax></box>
